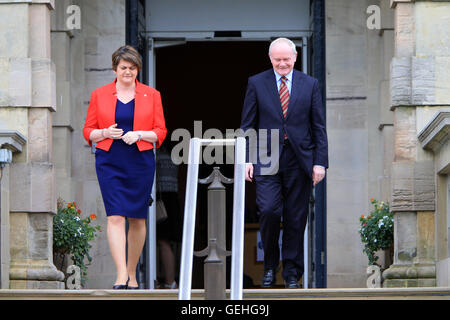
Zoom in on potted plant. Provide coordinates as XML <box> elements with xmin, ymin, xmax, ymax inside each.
<box><xmin>359</xmin><ymin>198</ymin><xmax>394</xmax><ymax>268</ymax></box>
<box><xmin>53</xmin><ymin>198</ymin><xmax>101</xmax><ymax>287</ymax></box>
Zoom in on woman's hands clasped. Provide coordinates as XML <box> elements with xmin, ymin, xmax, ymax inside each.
<box><xmin>104</xmin><ymin>124</ymin><xmax>124</xmax><ymax>140</ymax></box>
<box><xmin>121</xmin><ymin>131</ymin><xmax>141</xmax><ymax>145</ymax></box>
<box><xmin>103</xmin><ymin>124</ymin><xmax>140</xmax><ymax>145</ymax></box>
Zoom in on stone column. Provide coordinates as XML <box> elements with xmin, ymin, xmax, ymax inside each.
<box><xmin>51</xmin><ymin>0</ymin><xmax>77</xmax><ymax>202</ymax></box>
<box><xmin>0</xmin><ymin>0</ymin><xmax>64</xmax><ymax>289</ymax></box>
<box><xmin>418</xmin><ymin>111</ymin><xmax>450</xmax><ymax>286</ymax></box>
<box><xmin>0</xmin><ymin>132</ymin><xmax>26</xmax><ymax>289</ymax></box>
<box><xmin>383</xmin><ymin>0</ymin><xmax>450</xmax><ymax>287</ymax></box>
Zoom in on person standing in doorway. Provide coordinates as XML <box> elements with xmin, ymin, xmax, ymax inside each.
<box><xmin>156</xmin><ymin>142</ymin><xmax>182</xmax><ymax>289</ymax></box>
<box><xmin>240</xmin><ymin>38</ymin><xmax>328</xmax><ymax>288</ymax></box>
<box><xmin>83</xmin><ymin>45</ymin><xmax>167</xmax><ymax>289</ymax></box>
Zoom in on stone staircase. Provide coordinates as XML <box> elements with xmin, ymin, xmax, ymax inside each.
<box><xmin>1</xmin><ymin>287</ymin><xmax>450</xmax><ymax>300</ymax></box>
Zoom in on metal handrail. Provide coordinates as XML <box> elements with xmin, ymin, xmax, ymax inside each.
<box><xmin>178</xmin><ymin>138</ymin><xmax>201</xmax><ymax>300</ymax></box>
<box><xmin>146</xmin><ymin>143</ymin><xmax>157</xmax><ymax>289</ymax></box>
<box><xmin>230</xmin><ymin>137</ymin><xmax>246</xmax><ymax>300</ymax></box>
<box><xmin>178</xmin><ymin>137</ymin><xmax>246</xmax><ymax>300</ymax></box>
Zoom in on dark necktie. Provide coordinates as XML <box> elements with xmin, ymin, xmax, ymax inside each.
<box><xmin>279</xmin><ymin>76</ymin><xmax>289</xmax><ymax>118</ymax></box>
<box><xmin>279</xmin><ymin>76</ymin><xmax>289</xmax><ymax>139</ymax></box>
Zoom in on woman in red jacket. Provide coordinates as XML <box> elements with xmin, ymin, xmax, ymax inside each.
<box><xmin>83</xmin><ymin>45</ymin><xmax>167</xmax><ymax>289</ymax></box>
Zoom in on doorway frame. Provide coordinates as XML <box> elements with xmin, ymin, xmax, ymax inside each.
<box><xmin>126</xmin><ymin>0</ymin><xmax>327</xmax><ymax>291</ymax></box>
<box><xmin>144</xmin><ymin>35</ymin><xmax>320</xmax><ymax>289</ymax></box>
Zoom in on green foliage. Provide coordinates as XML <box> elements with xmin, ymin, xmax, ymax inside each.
<box><xmin>359</xmin><ymin>198</ymin><xmax>394</xmax><ymax>266</ymax></box>
<box><xmin>53</xmin><ymin>198</ymin><xmax>101</xmax><ymax>285</ymax></box>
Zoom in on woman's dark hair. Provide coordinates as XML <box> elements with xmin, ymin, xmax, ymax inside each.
<box><xmin>112</xmin><ymin>45</ymin><xmax>142</xmax><ymax>72</ymax></box>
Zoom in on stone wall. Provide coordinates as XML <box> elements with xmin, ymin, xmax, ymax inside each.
<box><xmin>0</xmin><ymin>0</ymin><xmax>125</xmax><ymax>290</ymax></box>
<box><xmin>382</xmin><ymin>0</ymin><xmax>450</xmax><ymax>288</ymax></box>
<box><xmin>0</xmin><ymin>164</ymin><xmax>10</xmax><ymax>288</ymax></box>
<box><xmin>2</xmin><ymin>0</ymin><xmax>445</xmax><ymax>290</ymax></box>
<box><xmin>0</xmin><ymin>0</ymin><xmax>64</xmax><ymax>289</ymax></box>
<box><xmin>419</xmin><ymin>110</ymin><xmax>450</xmax><ymax>286</ymax></box>
<box><xmin>50</xmin><ymin>0</ymin><xmax>126</xmax><ymax>289</ymax></box>
<box><xmin>325</xmin><ymin>0</ymin><xmax>395</xmax><ymax>287</ymax></box>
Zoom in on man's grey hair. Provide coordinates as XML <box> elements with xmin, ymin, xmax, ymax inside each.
<box><xmin>268</xmin><ymin>38</ymin><xmax>297</xmax><ymax>56</ymax></box>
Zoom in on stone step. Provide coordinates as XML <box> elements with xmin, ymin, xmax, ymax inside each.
<box><xmin>1</xmin><ymin>287</ymin><xmax>450</xmax><ymax>300</ymax></box>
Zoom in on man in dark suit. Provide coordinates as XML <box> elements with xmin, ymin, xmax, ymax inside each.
<box><xmin>240</xmin><ymin>38</ymin><xmax>328</xmax><ymax>288</ymax></box>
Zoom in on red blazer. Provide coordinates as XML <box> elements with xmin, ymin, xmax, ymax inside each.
<box><xmin>83</xmin><ymin>78</ymin><xmax>167</xmax><ymax>151</ymax></box>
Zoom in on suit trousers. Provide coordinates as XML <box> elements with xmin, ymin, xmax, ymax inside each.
<box><xmin>255</xmin><ymin>140</ymin><xmax>312</xmax><ymax>281</ymax></box>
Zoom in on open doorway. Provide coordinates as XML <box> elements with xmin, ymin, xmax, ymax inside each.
<box><xmin>153</xmin><ymin>41</ymin><xmax>304</xmax><ymax>288</ymax></box>
<box><xmin>155</xmin><ymin>41</ymin><xmax>279</xmax><ymax>134</ymax></box>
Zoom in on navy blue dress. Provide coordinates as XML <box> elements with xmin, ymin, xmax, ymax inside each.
<box><xmin>95</xmin><ymin>99</ymin><xmax>155</xmax><ymax>219</ymax></box>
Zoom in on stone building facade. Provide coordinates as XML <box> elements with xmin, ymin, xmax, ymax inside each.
<box><xmin>383</xmin><ymin>0</ymin><xmax>450</xmax><ymax>287</ymax></box>
<box><xmin>0</xmin><ymin>0</ymin><xmax>448</xmax><ymax>290</ymax></box>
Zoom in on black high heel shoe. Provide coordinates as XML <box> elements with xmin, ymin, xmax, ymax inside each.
<box><xmin>127</xmin><ymin>280</ymin><xmax>139</xmax><ymax>290</ymax></box>
<box><xmin>112</xmin><ymin>279</ymin><xmax>129</xmax><ymax>290</ymax></box>
<box><xmin>112</xmin><ymin>284</ymin><xmax>127</xmax><ymax>289</ymax></box>
<box><xmin>127</xmin><ymin>285</ymin><xmax>139</xmax><ymax>290</ymax></box>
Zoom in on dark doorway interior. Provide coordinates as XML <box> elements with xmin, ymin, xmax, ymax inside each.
<box><xmin>155</xmin><ymin>41</ymin><xmax>303</xmax><ymax>288</ymax></box>
<box><xmin>156</xmin><ymin>41</ymin><xmax>277</xmax><ymax>137</ymax></box>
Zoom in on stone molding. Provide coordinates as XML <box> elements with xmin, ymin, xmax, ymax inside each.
<box><xmin>391</xmin><ymin>57</ymin><xmax>450</xmax><ymax>107</ymax></box>
<box><xmin>418</xmin><ymin>111</ymin><xmax>450</xmax><ymax>153</ymax></box>
<box><xmin>0</xmin><ymin>0</ymin><xmax>54</xmax><ymax>10</ymax></box>
<box><xmin>383</xmin><ymin>263</ymin><xmax>436</xmax><ymax>287</ymax></box>
<box><xmin>383</xmin><ymin>263</ymin><xmax>436</xmax><ymax>280</ymax></box>
<box><xmin>9</xmin><ymin>260</ymin><xmax>64</xmax><ymax>282</ymax></box>
<box><xmin>391</xmin><ymin>160</ymin><xmax>435</xmax><ymax>212</ymax></box>
<box><xmin>32</xmin><ymin>58</ymin><xmax>56</xmax><ymax>111</ymax></box>
<box><xmin>9</xmin><ymin>162</ymin><xmax>56</xmax><ymax>213</ymax></box>
<box><xmin>0</xmin><ymin>57</ymin><xmax>56</xmax><ymax>110</ymax></box>
<box><xmin>0</xmin><ymin>58</ymin><xmax>32</xmax><ymax>107</ymax></box>
<box><xmin>391</xmin><ymin>0</ymin><xmax>450</xmax><ymax>9</ymax></box>
<box><xmin>390</xmin><ymin>0</ymin><xmax>414</xmax><ymax>9</ymax></box>
<box><xmin>32</xmin><ymin>0</ymin><xmax>54</xmax><ymax>10</ymax></box>
<box><xmin>0</xmin><ymin>130</ymin><xmax>26</xmax><ymax>153</ymax></box>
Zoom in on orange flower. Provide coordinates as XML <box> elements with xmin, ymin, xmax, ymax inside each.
<box><xmin>370</xmin><ymin>197</ymin><xmax>374</xmax><ymax>202</ymax></box>
<box><xmin>90</xmin><ymin>214</ymin><xmax>97</xmax><ymax>220</ymax></box>
<box><xmin>361</xmin><ymin>215</ymin><xmax>365</xmax><ymax>219</ymax></box>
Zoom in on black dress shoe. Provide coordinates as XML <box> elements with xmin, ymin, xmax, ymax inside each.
<box><xmin>285</xmin><ymin>276</ymin><xmax>300</xmax><ymax>289</ymax></box>
<box><xmin>261</xmin><ymin>269</ymin><xmax>276</xmax><ymax>288</ymax></box>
